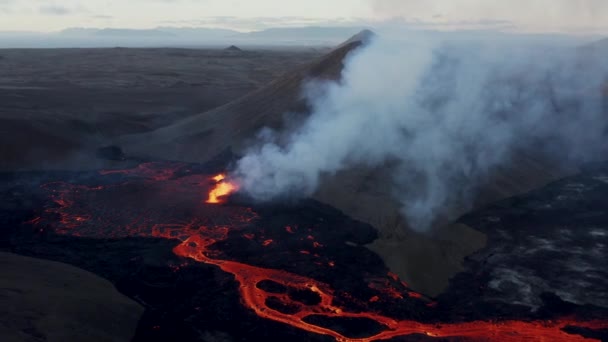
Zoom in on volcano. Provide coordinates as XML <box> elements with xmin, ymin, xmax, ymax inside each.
<box><xmin>2</xmin><ymin>31</ymin><xmax>608</xmax><ymax>342</ymax></box>
<box><xmin>118</xmin><ymin>31</ymin><xmax>605</xmax><ymax>296</ymax></box>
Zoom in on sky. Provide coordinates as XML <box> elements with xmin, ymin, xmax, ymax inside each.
<box><xmin>1</xmin><ymin>0</ymin><xmax>608</xmax><ymax>35</ymax></box>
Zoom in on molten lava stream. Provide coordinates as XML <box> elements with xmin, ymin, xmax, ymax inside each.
<box><xmin>35</xmin><ymin>168</ymin><xmax>608</xmax><ymax>342</ymax></box>
<box><xmin>172</xmin><ymin>231</ymin><xmax>608</xmax><ymax>342</ymax></box>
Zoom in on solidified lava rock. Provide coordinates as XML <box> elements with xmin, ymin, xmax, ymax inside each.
<box><xmin>562</xmin><ymin>326</ymin><xmax>608</xmax><ymax>342</ymax></box>
<box><xmin>257</xmin><ymin>279</ymin><xmax>288</xmax><ymax>294</ymax></box>
<box><xmin>288</xmin><ymin>287</ymin><xmax>322</xmax><ymax>306</ymax></box>
<box><xmin>437</xmin><ymin>164</ymin><xmax>608</xmax><ymax>328</ymax></box>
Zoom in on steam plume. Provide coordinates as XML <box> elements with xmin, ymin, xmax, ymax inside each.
<box><xmin>233</xmin><ymin>35</ymin><xmax>608</xmax><ymax>231</ymax></box>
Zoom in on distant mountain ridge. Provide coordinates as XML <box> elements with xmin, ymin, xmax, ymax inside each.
<box><xmin>241</xmin><ymin>26</ymin><xmax>369</xmax><ymax>41</ymax></box>
<box><xmin>95</xmin><ymin>28</ymin><xmax>176</xmax><ymax>37</ymax></box>
<box><xmin>56</xmin><ymin>26</ymin><xmax>369</xmax><ymax>43</ymax></box>
<box><xmin>2</xmin><ymin>25</ymin><xmax>603</xmax><ymax>48</ymax></box>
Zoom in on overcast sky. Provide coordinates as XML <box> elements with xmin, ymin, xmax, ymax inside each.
<box><xmin>1</xmin><ymin>0</ymin><xmax>608</xmax><ymax>35</ymax></box>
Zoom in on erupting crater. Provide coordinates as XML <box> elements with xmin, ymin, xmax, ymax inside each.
<box><xmin>22</xmin><ymin>162</ymin><xmax>608</xmax><ymax>341</ymax></box>
<box><xmin>206</xmin><ymin>173</ymin><xmax>239</xmax><ymax>204</ymax></box>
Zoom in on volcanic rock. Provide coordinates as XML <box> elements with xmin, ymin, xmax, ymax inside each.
<box><xmin>440</xmin><ymin>163</ymin><xmax>608</xmax><ymax>314</ymax></box>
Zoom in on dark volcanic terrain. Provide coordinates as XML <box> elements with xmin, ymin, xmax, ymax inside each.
<box><xmin>0</xmin><ymin>47</ymin><xmax>325</xmax><ymax>170</ymax></box>
<box><xmin>0</xmin><ymin>160</ymin><xmax>607</xmax><ymax>341</ymax></box>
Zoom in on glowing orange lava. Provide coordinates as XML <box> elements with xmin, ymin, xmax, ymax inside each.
<box><xmin>206</xmin><ymin>174</ymin><xmax>239</xmax><ymax>204</ymax></box>
<box><xmin>170</xmin><ymin>227</ymin><xmax>608</xmax><ymax>342</ymax></box>
<box><xmin>31</xmin><ymin>164</ymin><xmax>608</xmax><ymax>342</ymax></box>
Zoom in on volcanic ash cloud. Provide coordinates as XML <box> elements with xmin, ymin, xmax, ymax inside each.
<box><xmin>233</xmin><ymin>36</ymin><xmax>608</xmax><ymax>231</ymax></box>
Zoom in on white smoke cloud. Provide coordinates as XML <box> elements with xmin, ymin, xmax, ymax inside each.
<box><xmin>370</xmin><ymin>0</ymin><xmax>608</xmax><ymax>34</ymax></box>
<box><xmin>233</xmin><ymin>35</ymin><xmax>608</xmax><ymax>231</ymax></box>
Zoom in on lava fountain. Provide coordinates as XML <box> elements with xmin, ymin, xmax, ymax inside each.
<box><xmin>206</xmin><ymin>174</ymin><xmax>239</xmax><ymax>204</ymax></box>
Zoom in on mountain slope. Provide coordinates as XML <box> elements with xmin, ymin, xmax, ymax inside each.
<box><xmin>121</xmin><ymin>39</ymin><xmax>363</xmax><ymax>161</ymax></box>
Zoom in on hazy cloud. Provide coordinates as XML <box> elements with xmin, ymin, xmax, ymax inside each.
<box><xmin>372</xmin><ymin>17</ymin><xmax>516</xmax><ymax>32</ymax></box>
<box><xmin>0</xmin><ymin>0</ymin><xmax>15</xmax><ymax>13</ymax></box>
<box><xmin>39</xmin><ymin>5</ymin><xmax>71</xmax><ymax>15</ymax></box>
<box><xmin>159</xmin><ymin>16</ymin><xmax>366</xmax><ymax>31</ymax></box>
<box><xmin>91</xmin><ymin>14</ymin><xmax>113</xmax><ymax>20</ymax></box>
<box><xmin>370</xmin><ymin>0</ymin><xmax>608</xmax><ymax>33</ymax></box>
<box><xmin>2</xmin><ymin>0</ymin><xmax>608</xmax><ymax>33</ymax></box>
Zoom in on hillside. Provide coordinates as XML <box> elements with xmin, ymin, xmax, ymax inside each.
<box><xmin>1</xmin><ymin>252</ymin><xmax>143</xmax><ymax>342</ymax></box>
<box><xmin>120</xmin><ymin>39</ymin><xmax>361</xmax><ymax>162</ymax></box>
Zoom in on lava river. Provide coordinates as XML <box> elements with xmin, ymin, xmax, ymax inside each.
<box><xmin>27</xmin><ymin>162</ymin><xmax>608</xmax><ymax>341</ymax></box>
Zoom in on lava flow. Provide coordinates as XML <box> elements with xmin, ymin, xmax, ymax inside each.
<box><xmin>29</xmin><ymin>163</ymin><xmax>608</xmax><ymax>341</ymax></box>
<box><xmin>206</xmin><ymin>173</ymin><xmax>239</xmax><ymax>204</ymax></box>
<box><xmin>173</xmin><ymin>231</ymin><xmax>608</xmax><ymax>342</ymax></box>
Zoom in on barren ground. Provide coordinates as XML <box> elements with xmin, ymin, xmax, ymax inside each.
<box><xmin>0</xmin><ymin>47</ymin><xmax>325</xmax><ymax>171</ymax></box>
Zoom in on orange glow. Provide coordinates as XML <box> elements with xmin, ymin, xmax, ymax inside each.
<box><xmin>206</xmin><ymin>174</ymin><xmax>239</xmax><ymax>204</ymax></box>
<box><xmin>34</xmin><ymin>164</ymin><xmax>608</xmax><ymax>342</ymax></box>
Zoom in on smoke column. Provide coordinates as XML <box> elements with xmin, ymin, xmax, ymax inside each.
<box><xmin>233</xmin><ymin>35</ymin><xmax>608</xmax><ymax>231</ymax></box>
